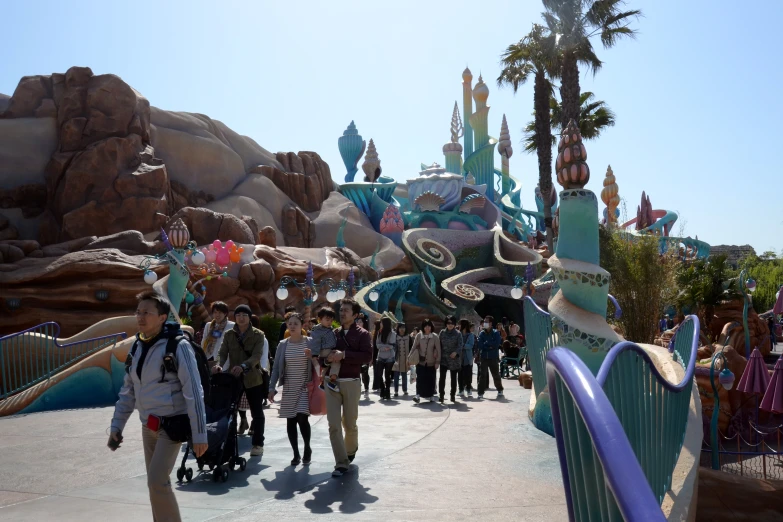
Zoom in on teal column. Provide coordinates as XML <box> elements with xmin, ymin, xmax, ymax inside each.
<box><xmin>462</xmin><ymin>68</ymin><xmax>474</xmax><ymax>166</ymax></box>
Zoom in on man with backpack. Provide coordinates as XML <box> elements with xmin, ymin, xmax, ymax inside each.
<box><xmin>108</xmin><ymin>292</ymin><xmax>208</xmax><ymax>522</ymax></box>
<box><xmin>215</xmin><ymin>304</ymin><xmax>268</xmax><ymax>457</ymax></box>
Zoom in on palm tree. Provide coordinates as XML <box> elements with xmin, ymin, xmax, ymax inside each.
<box><xmin>522</xmin><ymin>91</ymin><xmax>616</xmax><ymax>153</ymax></box>
<box><xmin>497</xmin><ymin>24</ymin><xmax>559</xmax><ymax>252</ymax></box>
<box><xmin>542</xmin><ymin>0</ymin><xmax>641</xmax><ymax>127</ymax></box>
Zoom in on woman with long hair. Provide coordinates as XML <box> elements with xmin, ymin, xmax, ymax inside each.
<box><xmin>391</xmin><ymin>322</ymin><xmax>410</xmax><ymax>397</ymax></box>
<box><xmin>269</xmin><ymin>312</ymin><xmax>314</xmax><ymax>466</ymax></box>
<box><xmin>375</xmin><ymin>317</ymin><xmax>396</xmax><ymax>400</ymax></box>
<box><xmin>410</xmin><ymin>319</ymin><xmax>441</xmax><ymax>404</ymax></box>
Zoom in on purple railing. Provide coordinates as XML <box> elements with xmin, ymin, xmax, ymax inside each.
<box><xmin>0</xmin><ymin>322</ymin><xmax>127</xmax><ymax>400</ymax></box>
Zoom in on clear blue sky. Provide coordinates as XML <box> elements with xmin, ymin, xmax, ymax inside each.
<box><xmin>3</xmin><ymin>0</ymin><xmax>781</xmax><ymax>254</ymax></box>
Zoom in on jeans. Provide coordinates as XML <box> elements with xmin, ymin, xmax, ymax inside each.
<box><xmin>438</xmin><ymin>367</ymin><xmax>459</xmax><ymax>399</ymax></box>
<box><xmin>477</xmin><ymin>358</ymin><xmax>503</xmax><ymax>395</ymax></box>
<box><xmin>393</xmin><ymin>370</ymin><xmax>408</xmax><ymax>394</ymax></box>
<box><xmin>244</xmin><ymin>384</ymin><xmax>266</xmax><ymax>447</ymax></box>
<box><xmin>378</xmin><ymin>361</ymin><xmax>394</xmax><ymax>398</ymax></box>
<box><xmin>458</xmin><ymin>364</ymin><xmax>473</xmax><ymax>392</ymax></box>
<box><xmin>360</xmin><ymin>365</ymin><xmax>370</xmax><ymax>391</ymax></box>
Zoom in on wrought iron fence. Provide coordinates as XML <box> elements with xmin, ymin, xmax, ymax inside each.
<box><xmin>0</xmin><ymin>322</ymin><xmax>127</xmax><ymax>400</ymax></box>
<box><xmin>700</xmin><ymin>422</ymin><xmax>783</xmax><ymax>480</ymax></box>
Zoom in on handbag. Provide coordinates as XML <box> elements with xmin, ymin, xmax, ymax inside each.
<box><xmin>306</xmin><ymin>363</ymin><xmax>327</xmax><ymax>415</ymax></box>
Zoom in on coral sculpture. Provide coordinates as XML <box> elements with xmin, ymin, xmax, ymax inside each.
<box><xmin>636</xmin><ymin>191</ymin><xmax>654</xmax><ymax>231</ymax></box>
<box><xmin>600</xmin><ymin>165</ymin><xmax>620</xmax><ymax>225</ymax></box>
<box><xmin>379</xmin><ymin>204</ymin><xmax>404</xmax><ymax>234</ymax></box>
<box><xmin>362</xmin><ymin>138</ymin><xmax>382</xmax><ymax>182</ymax></box>
<box><xmin>414</xmin><ymin>192</ymin><xmax>446</xmax><ymax>212</ymax></box>
<box><xmin>555</xmin><ymin>119</ymin><xmax>589</xmax><ymax>189</ymax></box>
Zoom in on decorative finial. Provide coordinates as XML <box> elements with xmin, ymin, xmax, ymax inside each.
<box><xmin>555</xmin><ymin>119</ymin><xmax>589</xmax><ymax>189</ymax></box>
<box><xmin>600</xmin><ymin>165</ymin><xmax>620</xmax><ymax>225</ymax></box>
<box><xmin>338</xmin><ymin>121</ymin><xmax>366</xmax><ymax>183</ymax></box>
<box><xmin>450</xmin><ymin>101</ymin><xmax>464</xmax><ymax>144</ymax></box>
<box><xmin>462</xmin><ymin>67</ymin><xmax>473</xmax><ymax>81</ymax></box>
<box><xmin>498</xmin><ymin>114</ymin><xmax>513</xmax><ymax>159</ymax></box>
<box><xmin>362</xmin><ymin>139</ymin><xmax>382</xmax><ymax>182</ymax></box>
<box><xmin>472</xmin><ymin>75</ymin><xmax>489</xmax><ymax>104</ymax></box>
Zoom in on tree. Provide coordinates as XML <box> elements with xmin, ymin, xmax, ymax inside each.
<box><xmin>738</xmin><ymin>254</ymin><xmax>783</xmax><ymax>312</ymax></box>
<box><xmin>675</xmin><ymin>255</ymin><xmax>739</xmax><ymax>334</ymax></box>
<box><xmin>498</xmin><ymin>24</ymin><xmax>559</xmax><ymax>252</ymax></box>
<box><xmin>522</xmin><ymin>91</ymin><xmax>616</xmax><ymax>153</ymax></box>
<box><xmin>542</xmin><ymin>0</ymin><xmax>641</xmax><ymax>127</ymax></box>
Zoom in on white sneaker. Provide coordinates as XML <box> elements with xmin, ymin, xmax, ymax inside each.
<box><xmin>250</xmin><ymin>446</ymin><xmax>264</xmax><ymax>457</ymax></box>
<box><xmin>429</xmin><ymin>396</ymin><xmax>436</xmax><ymax>403</ymax></box>
<box><xmin>460</xmin><ymin>390</ymin><xmax>466</xmax><ymax>398</ymax></box>
<box><xmin>467</xmin><ymin>390</ymin><xmax>473</xmax><ymax>397</ymax></box>
<box><xmin>497</xmin><ymin>392</ymin><xmax>505</xmax><ymax>399</ymax></box>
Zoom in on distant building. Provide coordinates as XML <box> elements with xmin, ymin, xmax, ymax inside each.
<box><xmin>709</xmin><ymin>244</ymin><xmax>756</xmax><ymax>268</ymax></box>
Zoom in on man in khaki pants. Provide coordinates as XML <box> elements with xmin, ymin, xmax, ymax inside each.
<box><xmin>109</xmin><ymin>292</ymin><xmax>208</xmax><ymax>521</ymax></box>
<box><xmin>323</xmin><ymin>298</ymin><xmax>372</xmax><ymax>477</ymax></box>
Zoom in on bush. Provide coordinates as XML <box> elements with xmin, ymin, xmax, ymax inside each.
<box><xmin>599</xmin><ymin>227</ymin><xmax>679</xmax><ymax>344</ymax></box>
<box><xmin>738</xmin><ymin>255</ymin><xmax>783</xmax><ymax>313</ymax></box>
<box><xmin>256</xmin><ymin>314</ymin><xmax>284</xmax><ymax>346</ymax></box>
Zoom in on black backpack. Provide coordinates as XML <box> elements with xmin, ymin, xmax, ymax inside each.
<box><xmin>125</xmin><ymin>323</ymin><xmax>211</xmax><ymax>404</ymax></box>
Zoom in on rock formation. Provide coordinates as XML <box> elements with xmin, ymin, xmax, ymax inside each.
<box><xmin>636</xmin><ymin>191</ymin><xmax>654</xmax><ymax>231</ymax></box>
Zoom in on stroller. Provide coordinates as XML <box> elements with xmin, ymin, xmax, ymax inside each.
<box><xmin>176</xmin><ymin>372</ymin><xmax>246</xmax><ymax>483</ymax></box>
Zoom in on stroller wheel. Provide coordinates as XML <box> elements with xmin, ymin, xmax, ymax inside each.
<box><xmin>176</xmin><ymin>468</ymin><xmax>184</xmax><ymax>482</ymax></box>
<box><xmin>212</xmin><ymin>469</ymin><xmax>220</xmax><ymax>482</ymax></box>
<box><xmin>221</xmin><ymin>468</ymin><xmax>229</xmax><ymax>482</ymax></box>
<box><xmin>185</xmin><ymin>468</ymin><xmax>193</xmax><ymax>482</ymax></box>
<box><xmin>229</xmin><ymin>457</ymin><xmax>236</xmax><ymax>471</ymax></box>
<box><xmin>239</xmin><ymin>458</ymin><xmax>247</xmax><ymax>471</ymax></box>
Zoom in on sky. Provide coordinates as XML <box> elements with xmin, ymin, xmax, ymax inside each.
<box><xmin>2</xmin><ymin>0</ymin><xmax>781</xmax><ymax>255</ymax></box>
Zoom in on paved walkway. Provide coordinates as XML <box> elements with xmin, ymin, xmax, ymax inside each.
<box><xmin>0</xmin><ymin>376</ymin><xmax>566</xmax><ymax>521</ymax></box>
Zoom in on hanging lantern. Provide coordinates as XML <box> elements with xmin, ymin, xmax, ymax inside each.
<box><xmin>168</xmin><ymin>218</ymin><xmax>190</xmax><ymax>249</ymax></box>
<box><xmin>191</xmin><ymin>251</ymin><xmax>205</xmax><ymax>266</ymax></box>
<box><xmin>144</xmin><ymin>270</ymin><xmax>158</xmax><ymax>285</ymax></box>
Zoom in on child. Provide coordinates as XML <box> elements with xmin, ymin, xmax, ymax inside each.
<box><xmin>309</xmin><ymin>307</ymin><xmax>339</xmax><ymax>391</ymax></box>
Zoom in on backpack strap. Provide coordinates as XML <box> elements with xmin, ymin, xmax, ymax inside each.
<box><xmin>160</xmin><ymin>335</ymin><xmax>183</xmax><ymax>383</ymax></box>
<box><xmin>125</xmin><ymin>339</ymin><xmax>140</xmax><ymax>375</ymax></box>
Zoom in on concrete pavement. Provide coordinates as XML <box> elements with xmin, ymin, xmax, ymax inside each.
<box><xmin>0</xmin><ymin>374</ymin><xmax>567</xmax><ymax>521</ymax></box>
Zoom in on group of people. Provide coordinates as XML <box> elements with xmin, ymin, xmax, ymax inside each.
<box><xmin>107</xmin><ymin>292</ymin><xmax>520</xmax><ymax>521</ymax></box>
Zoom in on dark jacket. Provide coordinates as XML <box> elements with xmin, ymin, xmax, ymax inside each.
<box><xmin>477</xmin><ymin>329</ymin><xmax>502</xmax><ymax>360</ymax></box>
<box><xmin>219</xmin><ymin>325</ymin><xmax>266</xmax><ymax>389</ymax></box>
<box><xmin>321</xmin><ymin>324</ymin><xmax>372</xmax><ymax>379</ymax></box>
<box><xmin>439</xmin><ymin>328</ymin><xmax>463</xmax><ymax>370</ymax></box>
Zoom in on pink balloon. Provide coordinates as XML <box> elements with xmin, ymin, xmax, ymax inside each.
<box><xmin>225</xmin><ymin>240</ymin><xmax>235</xmax><ymax>249</ymax></box>
<box><xmin>203</xmin><ymin>246</ymin><xmax>216</xmax><ymax>264</ymax></box>
<box><xmin>212</xmin><ymin>239</ymin><xmax>222</xmax><ymax>249</ymax></box>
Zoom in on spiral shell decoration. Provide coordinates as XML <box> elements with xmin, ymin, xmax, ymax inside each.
<box><xmin>458</xmin><ymin>194</ymin><xmax>486</xmax><ymax>214</ymax></box>
<box><xmin>167</xmin><ymin>218</ymin><xmax>190</xmax><ymax>249</ymax></box>
<box><xmin>600</xmin><ymin>165</ymin><xmax>620</xmax><ymax>224</ymax></box>
<box><xmin>555</xmin><ymin>119</ymin><xmax>590</xmax><ymax>189</ymax></box>
<box><xmin>414</xmin><ymin>191</ymin><xmax>445</xmax><ymax>212</ymax></box>
<box><xmin>498</xmin><ymin>114</ymin><xmax>513</xmax><ymax>159</ymax></box>
<box><xmin>362</xmin><ymin>138</ymin><xmax>382</xmax><ymax>182</ymax></box>
<box><xmin>415</xmin><ymin>238</ymin><xmax>455</xmax><ymax>269</ymax></box>
<box><xmin>454</xmin><ymin>283</ymin><xmax>484</xmax><ymax>301</ymax></box>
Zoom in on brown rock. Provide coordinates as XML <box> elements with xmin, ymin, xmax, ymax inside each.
<box><xmin>0</xmin><ymin>214</ymin><xmax>8</xmax><ymax>229</ymax></box>
<box><xmin>0</xmin><ymin>226</ymin><xmax>19</xmax><ymax>241</ymax></box>
<box><xmin>275</xmin><ymin>152</ymin><xmax>290</xmax><ymax>172</ymax></box>
<box><xmin>60</xmin><ymin>196</ymin><xmax>167</xmax><ymax>240</ymax></box>
<box><xmin>249</xmin><ymin>259</ymin><xmax>275</xmax><ymax>291</ymax></box>
<box><xmin>167</xmin><ymin>207</ymin><xmax>256</xmax><ymax>246</ymax></box>
<box><xmin>287</xmin><ymin>152</ymin><xmax>304</xmax><ymax>174</ymax></box>
<box><xmin>65</xmin><ymin>66</ymin><xmax>93</xmax><ymax>89</ymax></box>
<box><xmin>241</xmin><ymin>216</ymin><xmax>259</xmax><ymax>245</ymax></box>
<box><xmin>0</xmin><ymin>184</ymin><xmax>47</xmax><ymax>214</ymax></box>
<box><xmin>60</xmin><ymin>117</ymin><xmax>87</xmax><ymax>151</ymax></box>
<box><xmin>46</xmin><ymin>236</ymin><xmax>97</xmax><ymax>253</ymax></box>
<box><xmin>257</xmin><ymin>152</ymin><xmax>334</xmax><ymax>212</ymax></box>
<box><xmin>114</xmin><ymin>163</ymin><xmax>168</xmax><ymax>199</ymax></box>
<box><xmin>27</xmin><ymin>250</ymin><xmax>43</xmax><ymax>258</ymax></box>
<box><xmin>238</xmin><ymin>263</ymin><xmax>255</xmax><ymax>290</ymax></box>
<box><xmin>258</xmin><ymin>226</ymin><xmax>276</xmax><ymax>248</ymax></box>
<box><xmin>281</xmin><ymin>203</ymin><xmax>314</xmax><ymax>248</ymax></box>
<box><xmin>41</xmin><ymin>247</ymin><xmax>69</xmax><ymax>257</ymax></box>
<box><xmin>519</xmin><ymin>371</ymin><xmax>533</xmax><ymax>389</ymax></box>
<box><xmin>0</xmin><ymin>244</ymin><xmax>24</xmax><ymax>263</ymax></box>
<box><xmin>37</xmin><ymin>210</ymin><xmax>61</xmax><ymax>246</ymax></box>
<box><xmin>0</xmin><ymin>240</ymin><xmax>40</xmax><ymax>255</ymax></box>
<box><xmin>34</xmin><ymin>98</ymin><xmax>57</xmax><ymax>118</ymax></box>
<box><xmin>85</xmin><ymin>230</ymin><xmax>163</xmax><ymax>256</ymax></box>
<box><xmin>51</xmin><ymin>73</ymin><xmax>65</xmax><ymax>109</ymax></box>
<box><xmin>3</xmin><ymin>75</ymin><xmax>51</xmax><ymax>118</ymax></box>
<box><xmin>82</xmin><ymin>74</ymin><xmax>140</xmax><ymax>143</ymax></box>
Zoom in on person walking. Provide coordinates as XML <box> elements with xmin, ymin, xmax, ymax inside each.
<box><xmin>410</xmin><ymin>319</ymin><xmax>441</xmax><ymax>404</ymax></box>
<box><xmin>356</xmin><ymin>314</ymin><xmax>371</xmax><ymax>398</ymax></box>
<box><xmin>477</xmin><ymin>315</ymin><xmax>504</xmax><ymax>399</ymax></box>
<box><xmin>322</xmin><ymin>298</ymin><xmax>372</xmax><ymax>477</ymax></box>
<box><xmin>375</xmin><ymin>317</ymin><xmax>396</xmax><ymax>400</ymax></box>
<box><xmin>310</xmin><ymin>307</ymin><xmax>338</xmax><ymax>390</ymax></box>
<box><xmin>371</xmin><ymin>320</ymin><xmax>381</xmax><ymax>393</ymax></box>
<box><xmin>438</xmin><ymin>316</ymin><xmax>463</xmax><ymax>403</ymax></box>
<box><xmin>215</xmin><ymin>304</ymin><xmax>268</xmax><ymax>457</ymax></box>
<box><xmin>458</xmin><ymin>320</ymin><xmax>476</xmax><ymax>397</ymax></box>
<box><xmin>392</xmin><ymin>323</ymin><xmax>410</xmax><ymax>397</ymax></box>
<box><xmin>109</xmin><ymin>292</ymin><xmax>207</xmax><ymax>522</ymax></box>
<box><xmin>202</xmin><ymin>301</ymin><xmax>233</xmax><ymax>367</ymax></box>
<box><xmin>269</xmin><ymin>312</ymin><xmax>314</xmax><ymax>466</ymax></box>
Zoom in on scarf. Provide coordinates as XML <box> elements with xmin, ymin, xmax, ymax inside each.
<box><xmin>203</xmin><ymin>317</ymin><xmax>228</xmax><ymax>356</ymax></box>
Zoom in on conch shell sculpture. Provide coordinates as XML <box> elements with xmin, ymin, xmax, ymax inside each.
<box><xmin>555</xmin><ymin>119</ymin><xmax>589</xmax><ymax>189</ymax></box>
<box><xmin>362</xmin><ymin>139</ymin><xmax>382</xmax><ymax>182</ymax></box>
<box><xmin>498</xmin><ymin>114</ymin><xmax>513</xmax><ymax>159</ymax></box>
<box><xmin>600</xmin><ymin>165</ymin><xmax>620</xmax><ymax>225</ymax></box>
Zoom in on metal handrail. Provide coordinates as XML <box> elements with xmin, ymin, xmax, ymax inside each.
<box><xmin>547</xmin><ymin>348</ymin><xmax>665</xmax><ymax>521</ymax></box>
<box><xmin>667</xmin><ymin>315</ymin><xmax>699</xmax><ymax>370</ymax></box>
<box><xmin>0</xmin><ymin>322</ymin><xmax>128</xmax><ymax>400</ymax></box>
<box><xmin>522</xmin><ymin>296</ymin><xmax>554</xmax><ymax>397</ymax></box>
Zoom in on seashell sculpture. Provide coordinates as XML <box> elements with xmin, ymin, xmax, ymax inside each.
<box><xmin>555</xmin><ymin>119</ymin><xmax>590</xmax><ymax>189</ymax></box>
<box><xmin>465</xmin><ymin>172</ymin><xmax>476</xmax><ymax>185</ymax></box>
<box><xmin>458</xmin><ymin>193</ymin><xmax>486</xmax><ymax>214</ymax></box>
<box><xmin>414</xmin><ymin>191</ymin><xmax>446</xmax><ymax>212</ymax></box>
<box><xmin>338</xmin><ymin>121</ymin><xmax>366</xmax><ymax>183</ymax></box>
<box><xmin>167</xmin><ymin>218</ymin><xmax>190</xmax><ymax>249</ymax></box>
<box><xmin>600</xmin><ymin>165</ymin><xmax>620</xmax><ymax>224</ymax></box>
<box><xmin>498</xmin><ymin>114</ymin><xmax>513</xmax><ymax>159</ymax></box>
<box><xmin>362</xmin><ymin>139</ymin><xmax>382</xmax><ymax>182</ymax></box>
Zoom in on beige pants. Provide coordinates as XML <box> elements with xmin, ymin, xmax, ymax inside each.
<box><xmin>142</xmin><ymin>425</ymin><xmax>183</xmax><ymax>522</ymax></box>
<box><xmin>325</xmin><ymin>378</ymin><xmax>360</xmax><ymax>468</ymax></box>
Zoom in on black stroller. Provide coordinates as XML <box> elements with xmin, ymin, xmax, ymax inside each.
<box><xmin>176</xmin><ymin>372</ymin><xmax>247</xmax><ymax>483</ymax></box>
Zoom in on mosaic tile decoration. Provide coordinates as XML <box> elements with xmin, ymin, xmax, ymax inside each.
<box><xmin>552</xmin><ymin>266</ymin><xmax>611</xmax><ymax>288</ymax></box>
<box><xmin>551</xmin><ymin>316</ymin><xmax>617</xmax><ymax>353</ymax></box>
<box><xmin>560</xmin><ymin>189</ymin><xmax>597</xmax><ymax>203</ymax></box>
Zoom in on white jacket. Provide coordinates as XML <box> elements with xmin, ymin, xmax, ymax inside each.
<box><xmin>202</xmin><ymin>320</ymin><xmax>235</xmax><ymax>362</ymax></box>
<box><xmin>111</xmin><ymin>337</ymin><xmax>207</xmax><ymax>444</ymax></box>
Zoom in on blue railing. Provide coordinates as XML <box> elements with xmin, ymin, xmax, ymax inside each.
<box><xmin>668</xmin><ymin>315</ymin><xmax>698</xmax><ymax>370</ymax></box>
<box><xmin>547</xmin><ymin>315</ymin><xmax>700</xmax><ymax>520</ymax></box>
<box><xmin>522</xmin><ymin>296</ymin><xmax>554</xmax><ymax>397</ymax></box>
<box><xmin>0</xmin><ymin>323</ymin><xmax>127</xmax><ymax>400</ymax></box>
<box><xmin>547</xmin><ymin>348</ymin><xmax>666</xmax><ymax>522</ymax></box>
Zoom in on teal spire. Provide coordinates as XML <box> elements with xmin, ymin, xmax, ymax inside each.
<box><xmin>336</xmin><ymin>216</ymin><xmax>347</xmax><ymax>248</ymax></box>
<box><xmin>338</xmin><ymin>121</ymin><xmax>366</xmax><ymax>182</ymax></box>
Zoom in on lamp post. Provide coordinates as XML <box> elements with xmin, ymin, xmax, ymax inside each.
<box><xmin>738</xmin><ymin>269</ymin><xmax>756</xmax><ymax>358</ymax></box>
<box><xmin>276</xmin><ymin>262</ymin><xmax>379</xmax><ymax>306</ymax></box>
<box><xmin>709</xmin><ymin>347</ymin><xmax>736</xmax><ymax>470</ymax></box>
